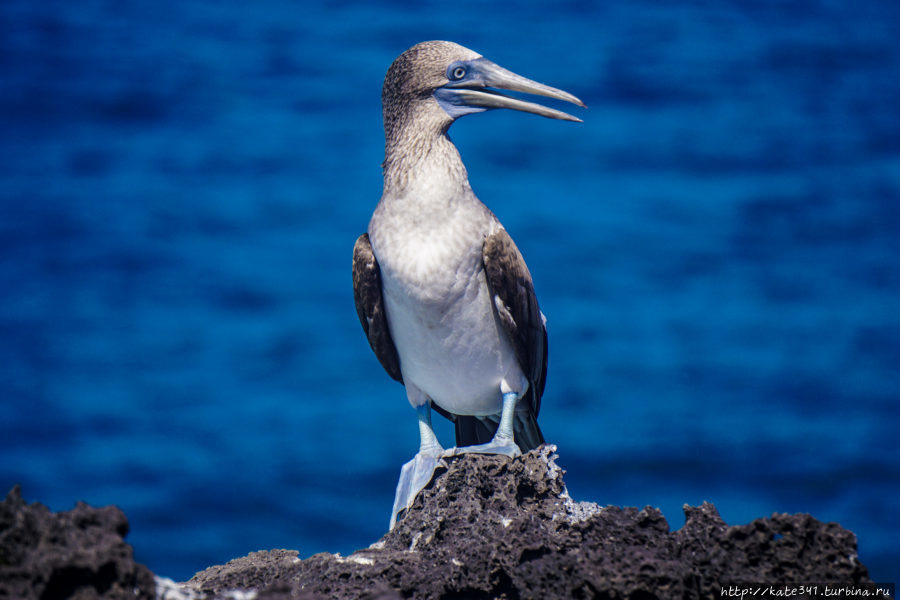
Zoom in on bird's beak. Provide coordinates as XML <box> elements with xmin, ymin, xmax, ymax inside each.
<box><xmin>435</xmin><ymin>57</ymin><xmax>586</xmax><ymax>122</ymax></box>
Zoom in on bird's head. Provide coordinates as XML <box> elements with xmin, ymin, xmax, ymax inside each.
<box><xmin>382</xmin><ymin>41</ymin><xmax>585</xmax><ymax>136</ymax></box>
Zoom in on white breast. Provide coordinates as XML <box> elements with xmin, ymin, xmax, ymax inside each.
<box><xmin>369</xmin><ymin>190</ymin><xmax>524</xmax><ymax>416</ymax></box>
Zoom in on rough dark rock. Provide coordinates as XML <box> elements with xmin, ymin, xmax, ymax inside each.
<box><xmin>186</xmin><ymin>445</ymin><xmax>884</xmax><ymax>600</ymax></box>
<box><xmin>1</xmin><ymin>448</ymin><xmax>885</xmax><ymax>600</ymax></box>
<box><xmin>0</xmin><ymin>484</ymin><xmax>155</xmax><ymax>600</ymax></box>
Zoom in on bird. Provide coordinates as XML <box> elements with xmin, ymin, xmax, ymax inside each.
<box><xmin>352</xmin><ymin>41</ymin><xmax>584</xmax><ymax>528</ymax></box>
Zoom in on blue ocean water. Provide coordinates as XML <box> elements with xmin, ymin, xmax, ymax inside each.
<box><xmin>2</xmin><ymin>0</ymin><xmax>898</xmax><ymax>585</ymax></box>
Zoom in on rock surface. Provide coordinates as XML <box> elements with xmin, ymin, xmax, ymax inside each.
<box><xmin>0</xmin><ymin>448</ymin><xmax>886</xmax><ymax>600</ymax></box>
<box><xmin>186</xmin><ymin>446</ymin><xmax>882</xmax><ymax>600</ymax></box>
<box><xmin>0</xmin><ymin>484</ymin><xmax>155</xmax><ymax>600</ymax></box>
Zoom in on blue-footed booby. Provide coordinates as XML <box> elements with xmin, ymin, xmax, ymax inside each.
<box><xmin>352</xmin><ymin>41</ymin><xmax>584</xmax><ymax>528</ymax></box>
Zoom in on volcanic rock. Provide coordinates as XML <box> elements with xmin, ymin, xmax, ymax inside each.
<box><xmin>0</xmin><ymin>484</ymin><xmax>155</xmax><ymax>600</ymax></box>
<box><xmin>186</xmin><ymin>445</ymin><xmax>881</xmax><ymax>600</ymax></box>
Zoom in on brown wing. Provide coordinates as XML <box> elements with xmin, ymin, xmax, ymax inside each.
<box><xmin>482</xmin><ymin>228</ymin><xmax>547</xmax><ymax>450</ymax></box>
<box><xmin>352</xmin><ymin>233</ymin><xmax>403</xmax><ymax>383</ymax></box>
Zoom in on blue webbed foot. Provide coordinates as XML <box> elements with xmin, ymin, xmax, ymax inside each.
<box><xmin>390</xmin><ymin>400</ymin><xmax>445</xmax><ymax>529</ymax></box>
<box><xmin>443</xmin><ymin>391</ymin><xmax>522</xmax><ymax>459</ymax></box>
<box><xmin>443</xmin><ymin>435</ymin><xmax>520</xmax><ymax>458</ymax></box>
<box><xmin>390</xmin><ymin>446</ymin><xmax>445</xmax><ymax>529</ymax></box>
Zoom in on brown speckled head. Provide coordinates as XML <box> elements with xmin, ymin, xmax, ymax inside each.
<box><xmin>379</xmin><ymin>40</ymin><xmax>584</xmax><ymax>186</ymax></box>
<box><xmin>383</xmin><ymin>41</ymin><xmax>481</xmax><ymax>108</ymax></box>
<box><xmin>382</xmin><ymin>41</ymin><xmax>482</xmax><ymax>141</ymax></box>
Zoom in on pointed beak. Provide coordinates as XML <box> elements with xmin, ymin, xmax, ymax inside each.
<box><xmin>435</xmin><ymin>57</ymin><xmax>586</xmax><ymax>122</ymax></box>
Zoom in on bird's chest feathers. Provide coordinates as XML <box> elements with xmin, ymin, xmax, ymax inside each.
<box><xmin>378</xmin><ymin>211</ymin><xmax>484</xmax><ymax>307</ymax></box>
<box><xmin>371</xmin><ymin>184</ymin><xmax>492</xmax><ymax>308</ymax></box>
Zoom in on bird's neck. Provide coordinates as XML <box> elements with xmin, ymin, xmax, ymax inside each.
<box><xmin>382</xmin><ymin>106</ymin><xmax>470</xmax><ymax>198</ymax></box>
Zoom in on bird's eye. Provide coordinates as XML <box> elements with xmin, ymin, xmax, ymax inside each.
<box><xmin>448</xmin><ymin>64</ymin><xmax>467</xmax><ymax>81</ymax></box>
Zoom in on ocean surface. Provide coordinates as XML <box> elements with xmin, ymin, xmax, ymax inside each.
<box><xmin>2</xmin><ymin>0</ymin><xmax>898</xmax><ymax>585</ymax></box>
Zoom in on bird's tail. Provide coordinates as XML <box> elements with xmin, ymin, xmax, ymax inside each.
<box><xmin>512</xmin><ymin>407</ymin><xmax>544</xmax><ymax>452</ymax></box>
<box><xmin>453</xmin><ymin>415</ymin><xmax>496</xmax><ymax>447</ymax></box>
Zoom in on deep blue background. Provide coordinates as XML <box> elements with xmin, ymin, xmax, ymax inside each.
<box><xmin>2</xmin><ymin>0</ymin><xmax>898</xmax><ymax>585</ymax></box>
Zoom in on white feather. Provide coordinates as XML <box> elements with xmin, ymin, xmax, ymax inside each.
<box><xmin>369</xmin><ymin>140</ymin><xmax>525</xmax><ymax>417</ymax></box>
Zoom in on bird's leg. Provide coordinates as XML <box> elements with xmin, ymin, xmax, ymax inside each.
<box><xmin>390</xmin><ymin>400</ymin><xmax>446</xmax><ymax>529</ymax></box>
<box><xmin>444</xmin><ymin>390</ymin><xmax>522</xmax><ymax>458</ymax></box>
